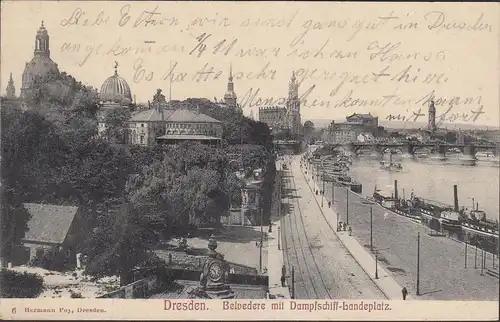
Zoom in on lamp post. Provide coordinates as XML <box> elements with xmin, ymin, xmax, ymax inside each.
<box><xmin>277</xmin><ymin>227</ymin><xmax>281</xmax><ymax>250</ymax></box>
<box><xmin>416</xmin><ymin>232</ymin><xmax>420</xmax><ymax>296</ymax></box>
<box><xmin>370</xmin><ymin>206</ymin><xmax>373</xmax><ymax>251</ymax></box>
<box><xmin>331</xmin><ymin>180</ymin><xmax>335</xmax><ymax>205</ymax></box>
<box><xmin>259</xmin><ymin>208</ymin><xmax>263</xmax><ymax>273</ymax></box>
<box><xmin>464</xmin><ymin>239</ymin><xmax>468</xmax><ymax>268</ymax></box>
<box><xmin>346</xmin><ymin>189</ymin><xmax>349</xmax><ymax>225</ymax></box>
<box><xmin>321</xmin><ymin>175</ymin><xmax>325</xmax><ymax>207</ymax></box>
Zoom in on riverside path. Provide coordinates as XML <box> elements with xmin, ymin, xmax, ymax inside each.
<box><xmin>280</xmin><ymin>155</ymin><xmax>385</xmax><ymax>299</ymax></box>
<box><xmin>320</xmin><ymin>174</ymin><xmax>500</xmax><ymax>300</ymax></box>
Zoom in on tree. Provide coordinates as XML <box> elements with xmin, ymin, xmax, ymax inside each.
<box><xmin>1</xmin><ymin>107</ymin><xmax>67</xmax><ymax>259</ymax></box>
<box><xmin>83</xmin><ymin>201</ymin><xmax>165</xmax><ymax>285</ymax></box>
<box><xmin>103</xmin><ymin>107</ymin><xmax>132</xmax><ymax>144</ymax></box>
<box><xmin>0</xmin><ymin>269</ymin><xmax>44</xmax><ymax>298</ymax></box>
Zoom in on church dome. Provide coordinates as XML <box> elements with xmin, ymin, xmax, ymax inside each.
<box><xmin>22</xmin><ymin>56</ymin><xmax>59</xmax><ymax>82</ymax></box>
<box><xmin>99</xmin><ymin>63</ymin><xmax>132</xmax><ymax>104</ymax></box>
<box><xmin>20</xmin><ymin>21</ymin><xmax>60</xmax><ymax>99</ymax></box>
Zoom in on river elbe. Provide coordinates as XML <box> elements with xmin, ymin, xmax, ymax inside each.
<box><xmin>349</xmin><ymin>156</ymin><xmax>500</xmax><ymax>221</ymax></box>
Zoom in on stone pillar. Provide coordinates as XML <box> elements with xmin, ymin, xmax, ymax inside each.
<box><xmin>29</xmin><ymin>247</ymin><xmax>37</xmax><ymax>261</ymax></box>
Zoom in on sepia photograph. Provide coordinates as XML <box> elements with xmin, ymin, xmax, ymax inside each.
<box><xmin>0</xmin><ymin>1</ymin><xmax>498</xmax><ymax>320</ymax></box>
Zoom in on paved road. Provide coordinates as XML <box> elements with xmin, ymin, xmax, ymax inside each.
<box><xmin>319</xmin><ymin>177</ymin><xmax>500</xmax><ymax>300</ymax></box>
<box><xmin>281</xmin><ymin>156</ymin><xmax>385</xmax><ymax>299</ymax></box>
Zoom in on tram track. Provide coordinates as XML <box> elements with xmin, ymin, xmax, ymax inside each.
<box><xmin>281</xmin><ymin>166</ymin><xmax>333</xmax><ymax>299</ymax></box>
<box><xmin>281</xmin><ymin>172</ymin><xmax>314</xmax><ymax>299</ymax></box>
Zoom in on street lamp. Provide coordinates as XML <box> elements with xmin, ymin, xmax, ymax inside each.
<box><xmin>370</xmin><ymin>206</ymin><xmax>373</xmax><ymax>251</ymax></box>
<box><xmin>346</xmin><ymin>189</ymin><xmax>349</xmax><ymax>225</ymax></box>
<box><xmin>321</xmin><ymin>173</ymin><xmax>325</xmax><ymax>208</ymax></box>
<box><xmin>416</xmin><ymin>232</ymin><xmax>421</xmax><ymax>296</ymax></box>
<box><xmin>277</xmin><ymin>227</ymin><xmax>281</xmax><ymax>250</ymax></box>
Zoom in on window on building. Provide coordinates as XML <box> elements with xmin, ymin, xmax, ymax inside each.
<box><xmin>140</xmin><ymin>136</ymin><xmax>144</xmax><ymax>144</ymax></box>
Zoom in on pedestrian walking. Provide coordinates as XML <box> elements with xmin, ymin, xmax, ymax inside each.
<box><xmin>328</xmin><ymin>201</ymin><xmax>331</xmax><ymax>208</ymax></box>
<box><xmin>281</xmin><ymin>265</ymin><xmax>286</xmax><ymax>287</ymax></box>
<box><xmin>402</xmin><ymin>287</ymin><xmax>408</xmax><ymax>300</ymax></box>
<box><xmin>348</xmin><ymin>226</ymin><xmax>352</xmax><ymax>236</ymax></box>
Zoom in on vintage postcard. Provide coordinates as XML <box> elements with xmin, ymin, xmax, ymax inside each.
<box><xmin>0</xmin><ymin>1</ymin><xmax>498</xmax><ymax>320</ymax></box>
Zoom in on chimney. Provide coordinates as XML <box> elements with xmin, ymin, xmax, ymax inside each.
<box><xmin>394</xmin><ymin>180</ymin><xmax>398</xmax><ymax>200</ymax></box>
<box><xmin>453</xmin><ymin>185</ymin><xmax>459</xmax><ymax>211</ymax></box>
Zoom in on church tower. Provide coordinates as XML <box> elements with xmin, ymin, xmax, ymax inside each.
<box><xmin>428</xmin><ymin>100</ymin><xmax>436</xmax><ymax>132</ymax></box>
<box><xmin>223</xmin><ymin>64</ymin><xmax>238</xmax><ymax>108</ymax></box>
<box><xmin>34</xmin><ymin>21</ymin><xmax>50</xmax><ymax>57</ymax></box>
<box><xmin>6</xmin><ymin>73</ymin><xmax>16</xmax><ymax>98</ymax></box>
<box><xmin>286</xmin><ymin>72</ymin><xmax>301</xmax><ymax>136</ymax></box>
<box><xmin>20</xmin><ymin>21</ymin><xmax>59</xmax><ymax>101</ymax></box>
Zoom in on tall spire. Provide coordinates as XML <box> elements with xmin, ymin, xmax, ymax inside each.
<box><xmin>428</xmin><ymin>100</ymin><xmax>436</xmax><ymax>132</ymax></box>
<box><xmin>224</xmin><ymin>63</ymin><xmax>237</xmax><ymax>108</ymax></box>
<box><xmin>6</xmin><ymin>73</ymin><xmax>16</xmax><ymax>98</ymax></box>
<box><xmin>114</xmin><ymin>61</ymin><xmax>119</xmax><ymax>75</ymax></box>
<box><xmin>34</xmin><ymin>20</ymin><xmax>50</xmax><ymax>57</ymax></box>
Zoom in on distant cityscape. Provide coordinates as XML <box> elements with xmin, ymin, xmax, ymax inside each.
<box><xmin>1</xmin><ymin>20</ymin><xmax>499</xmax><ymax>304</ymax></box>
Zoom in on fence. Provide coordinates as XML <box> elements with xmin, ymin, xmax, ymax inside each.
<box><xmin>97</xmin><ymin>275</ymin><xmax>158</xmax><ymax>299</ymax></box>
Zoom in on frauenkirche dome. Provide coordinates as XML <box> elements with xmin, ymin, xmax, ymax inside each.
<box><xmin>20</xmin><ymin>21</ymin><xmax>60</xmax><ymax>100</ymax></box>
<box><xmin>99</xmin><ymin>62</ymin><xmax>132</xmax><ymax>104</ymax></box>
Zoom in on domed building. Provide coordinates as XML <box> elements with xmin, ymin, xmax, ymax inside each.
<box><xmin>97</xmin><ymin>62</ymin><xmax>133</xmax><ymax>139</ymax></box>
<box><xmin>99</xmin><ymin>62</ymin><xmax>132</xmax><ymax>105</ymax></box>
<box><xmin>20</xmin><ymin>21</ymin><xmax>60</xmax><ymax>102</ymax></box>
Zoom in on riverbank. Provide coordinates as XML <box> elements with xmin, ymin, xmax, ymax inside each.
<box><xmin>320</xmin><ymin>181</ymin><xmax>499</xmax><ymax>300</ymax></box>
<box><xmin>349</xmin><ymin>157</ymin><xmax>499</xmax><ymax>221</ymax></box>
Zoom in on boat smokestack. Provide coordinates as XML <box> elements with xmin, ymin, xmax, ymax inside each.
<box><xmin>453</xmin><ymin>185</ymin><xmax>459</xmax><ymax>211</ymax></box>
<box><xmin>394</xmin><ymin>180</ymin><xmax>398</xmax><ymax>200</ymax></box>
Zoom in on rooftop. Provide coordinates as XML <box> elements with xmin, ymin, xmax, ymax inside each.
<box><xmin>129</xmin><ymin>108</ymin><xmax>221</xmax><ymax>123</ymax></box>
<box><xmin>347</xmin><ymin>113</ymin><xmax>377</xmax><ymax>120</ymax></box>
<box><xmin>22</xmin><ymin>203</ymin><xmax>79</xmax><ymax>245</ymax></box>
<box><xmin>156</xmin><ymin>134</ymin><xmax>221</xmax><ymax>141</ymax></box>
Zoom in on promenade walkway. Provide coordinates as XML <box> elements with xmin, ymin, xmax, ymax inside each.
<box><xmin>267</xmin><ymin>160</ymin><xmax>290</xmax><ymax>299</ymax></box>
<box><xmin>281</xmin><ymin>157</ymin><xmax>385</xmax><ymax>299</ymax></box>
<box><xmin>306</xmin><ymin>154</ymin><xmax>499</xmax><ymax>300</ymax></box>
<box><xmin>303</xmin><ymin>164</ymin><xmax>409</xmax><ymax>300</ymax></box>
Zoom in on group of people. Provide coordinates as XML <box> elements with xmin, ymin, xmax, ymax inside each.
<box><xmin>337</xmin><ymin>221</ymin><xmax>352</xmax><ymax>235</ymax></box>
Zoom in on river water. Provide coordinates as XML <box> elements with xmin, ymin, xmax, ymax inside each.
<box><xmin>348</xmin><ymin>155</ymin><xmax>500</xmax><ymax>221</ymax></box>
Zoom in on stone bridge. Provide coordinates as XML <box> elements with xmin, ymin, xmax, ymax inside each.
<box><xmin>330</xmin><ymin>141</ymin><xmax>498</xmax><ymax>158</ymax></box>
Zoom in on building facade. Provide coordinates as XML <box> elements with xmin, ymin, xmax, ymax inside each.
<box><xmin>258</xmin><ymin>106</ymin><xmax>287</xmax><ymax>133</ymax></box>
<box><xmin>96</xmin><ymin>70</ymin><xmax>224</xmax><ymax>146</ymax></box>
<box><xmin>20</xmin><ymin>21</ymin><xmax>60</xmax><ymax>102</ymax></box>
<box><xmin>21</xmin><ymin>203</ymin><xmax>82</xmax><ymax>267</ymax></box>
<box><xmin>259</xmin><ymin>72</ymin><xmax>302</xmax><ymax>137</ymax></box>
<box><xmin>325</xmin><ymin>113</ymin><xmax>384</xmax><ymax>144</ymax></box>
<box><xmin>286</xmin><ymin>72</ymin><xmax>302</xmax><ymax>136</ymax></box>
